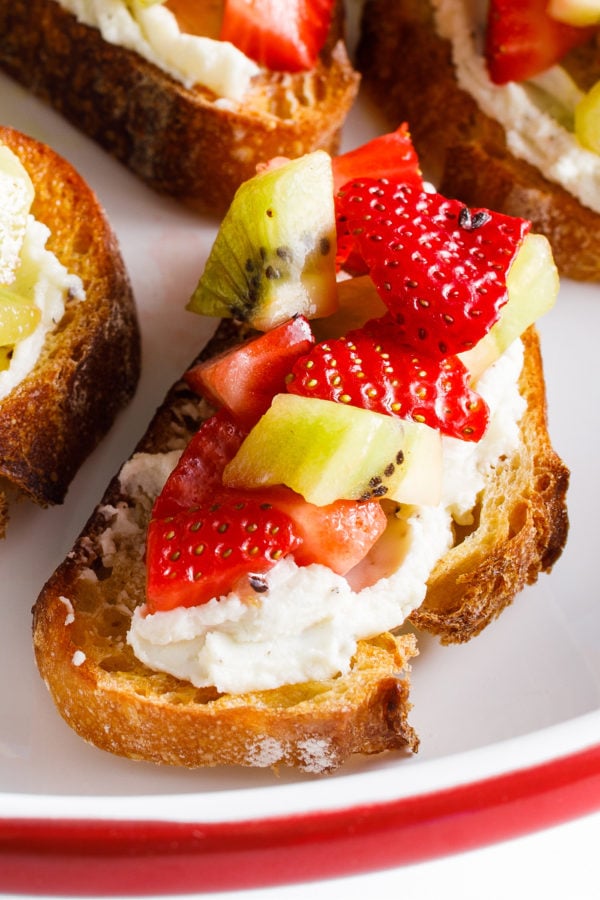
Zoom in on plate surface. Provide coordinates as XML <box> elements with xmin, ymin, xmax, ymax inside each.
<box><xmin>0</xmin><ymin>34</ymin><xmax>599</xmax><ymax>897</ymax></box>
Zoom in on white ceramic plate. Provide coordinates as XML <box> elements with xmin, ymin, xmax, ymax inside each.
<box><xmin>0</xmin><ymin>46</ymin><xmax>599</xmax><ymax>897</ymax></box>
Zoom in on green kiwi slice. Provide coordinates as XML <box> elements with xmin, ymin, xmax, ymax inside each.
<box><xmin>187</xmin><ymin>152</ymin><xmax>338</xmax><ymax>331</ymax></box>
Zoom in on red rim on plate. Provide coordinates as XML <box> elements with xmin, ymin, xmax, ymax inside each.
<box><xmin>2</xmin><ymin>742</ymin><xmax>600</xmax><ymax>897</ymax></box>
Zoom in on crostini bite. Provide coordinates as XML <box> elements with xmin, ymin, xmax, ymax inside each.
<box><xmin>0</xmin><ymin>125</ymin><xmax>140</xmax><ymax>536</ymax></box>
<box><xmin>33</xmin><ymin>132</ymin><xmax>568</xmax><ymax>772</ymax></box>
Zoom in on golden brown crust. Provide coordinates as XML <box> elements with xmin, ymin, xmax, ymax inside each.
<box><xmin>412</xmin><ymin>327</ymin><xmax>569</xmax><ymax>642</ymax></box>
<box><xmin>33</xmin><ymin>321</ymin><xmax>418</xmax><ymax>774</ymax></box>
<box><xmin>0</xmin><ymin>0</ymin><xmax>359</xmax><ymax>214</ymax></box>
<box><xmin>356</xmin><ymin>0</ymin><xmax>600</xmax><ymax>282</ymax></box>
<box><xmin>0</xmin><ymin>126</ymin><xmax>140</xmax><ymax>528</ymax></box>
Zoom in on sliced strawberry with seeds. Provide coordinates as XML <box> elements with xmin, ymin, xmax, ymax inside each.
<box><xmin>287</xmin><ymin>315</ymin><xmax>489</xmax><ymax>440</ymax></box>
<box><xmin>185</xmin><ymin>316</ymin><xmax>315</xmax><ymax>428</ymax></box>
<box><xmin>334</xmin><ymin>126</ymin><xmax>423</xmax><ymax>274</ymax></box>
<box><xmin>332</xmin><ymin>124</ymin><xmax>422</xmax><ymax>194</ymax></box>
<box><xmin>336</xmin><ymin>179</ymin><xmax>530</xmax><ymax>358</ymax></box>
<box><xmin>152</xmin><ymin>409</ymin><xmax>248</xmax><ymax>521</ymax></box>
<box><xmin>146</xmin><ymin>493</ymin><xmax>302</xmax><ymax>612</ymax></box>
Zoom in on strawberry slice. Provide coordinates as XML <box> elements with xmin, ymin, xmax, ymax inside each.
<box><xmin>259</xmin><ymin>486</ymin><xmax>387</xmax><ymax>574</ymax></box>
<box><xmin>332</xmin><ymin>125</ymin><xmax>422</xmax><ymax>195</ymax></box>
<box><xmin>152</xmin><ymin>410</ymin><xmax>248</xmax><ymax>521</ymax></box>
<box><xmin>185</xmin><ymin>316</ymin><xmax>315</xmax><ymax>428</ymax></box>
<box><xmin>148</xmin><ymin>406</ymin><xmax>388</xmax><ymax>607</ymax></box>
<box><xmin>335</xmin><ymin>179</ymin><xmax>530</xmax><ymax>359</ymax></box>
<box><xmin>334</xmin><ymin>125</ymin><xmax>423</xmax><ymax>273</ymax></box>
<box><xmin>220</xmin><ymin>0</ymin><xmax>335</xmax><ymax>72</ymax></box>
<box><xmin>287</xmin><ymin>315</ymin><xmax>489</xmax><ymax>441</ymax></box>
<box><xmin>485</xmin><ymin>0</ymin><xmax>596</xmax><ymax>84</ymax></box>
<box><xmin>146</xmin><ymin>493</ymin><xmax>302</xmax><ymax>611</ymax></box>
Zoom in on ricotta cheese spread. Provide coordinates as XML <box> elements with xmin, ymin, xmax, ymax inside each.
<box><xmin>0</xmin><ymin>147</ymin><xmax>85</xmax><ymax>401</ymax></box>
<box><xmin>57</xmin><ymin>0</ymin><xmax>260</xmax><ymax>102</ymax></box>
<box><xmin>125</xmin><ymin>340</ymin><xmax>526</xmax><ymax>693</ymax></box>
<box><xmin>431</xmin><ymin>0</ymin><xmax>600</xmax><ymax>214</ymax></box>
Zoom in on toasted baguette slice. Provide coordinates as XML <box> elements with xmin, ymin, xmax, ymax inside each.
<box><xmin>356</xmin><ymin>0</ymin><xmax>600</xmax><ymax>282</ymax></box>
<box><xmin>0</xmin><ymin>1</ymin><xmax>359</xmax><ymax>214</ymax></box>
<box><xmin>0</xmin><ymin>126</ymin><xmax>140</xmax><ymax>537</ymax></box>
<box><xmin>32</xmin><ymin>319</ymin><xmax>567</xmax><ymax>773</ymax></box>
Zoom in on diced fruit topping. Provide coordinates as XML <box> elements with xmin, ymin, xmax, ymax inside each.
<box><xmin>187</xmin><ymin>152</ymin><xmax>337</xmax><ymax>331</ymax></box>
<box><xmin>185</xmin><ymin>315</ymin><xmax>315</xmax><ymax>427</ymax></box>
<box><xmin>146</xmin><ymin>405</ymin><xmax>390</xmax><ymax>605</ymax></box>
<box><xmin>0</xmin><ymin>285</ymin><xmax>41</xmax><ymax>346</ymax></box>
<box><xmin>220</xmin><ymin>0</ymin><xmax>335</xmax><ymax>72</ymax></box>
<box><xmin>223</xmin><ymin>393</ymin><xmax>442</xmax><ymax>507</ymax></box>
<box><xmin>287</xmin><ymin>315</ymin><xmax>489</xmax><ymax>440</ymax></box>
<box><xmin>575</xmin><ymin>80</ymin><xmax>600</xmax><ymax>153</ymax></box>
<box><xmin>336</xmin><ymin>179</ymin><xmax>531</xmax><ymax>358</ymax></box>
<box><xmin>148</xmin><ymin>129</ymin><xmax>553</xmax><ymax>612</ymax></box>
<box><xmin>484</xmin><ymin>0</ymin><xmax>596</xmax><ymax>85</ymax></box>
<box><xmin>146</xmin><ymin>493</ymin><xmax>302</xmax><ymax>611</ymax></box>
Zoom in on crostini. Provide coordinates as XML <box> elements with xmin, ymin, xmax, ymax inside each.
<box><xmin>0</xmin><ymin>0</ymin><xmax>359</xmax><ymax>213</ymax></box>
<box><xmin>33</xmin><ymin>133</ymin><xmax>569</xmax><ymax>773</ymax></box>
<box><xmin>0</xmin><ymin>125</ymin><xmax>140</xmax><ymax>537</ymax></box>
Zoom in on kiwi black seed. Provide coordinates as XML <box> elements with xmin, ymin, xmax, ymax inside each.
<box><xmin>358</xmin><ymin>452</ymin><xmax>407</xmax><ymax>501</ymax></box>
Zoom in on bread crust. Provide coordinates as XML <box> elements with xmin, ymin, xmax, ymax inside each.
<box><xmin>356</xmin><ymin>0</ymin><xmax>600</xmax><ymax>282</ymax></box>
<box><xmin>0</xmin><ymin>0</ymin><xmax>359</xmax><ymax>213</ymax></box>
<box><xmin>0</xmin><ymin>126</ymin><xmax>140</xmax><ymax>529</ymax></box>
<box><xmin>32</xmin><ymin>317</ymin><xmax>568</xmax><ymax>772</ymax></box>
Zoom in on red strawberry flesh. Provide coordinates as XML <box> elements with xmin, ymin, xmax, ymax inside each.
<box><xmin>336</xmin><ymin>179</ymin><xmax>530</xmax><ymax>358</ymax></box>
<box><xmin>152</xmin><ymin>409</ymin><xmax>248</xmax><ymax>521</ymax></box>
<box><xmin>485</xmin><ymin>0</ymin><xmax>596</xmax><ymax>84</ymax></box>
<box><xmin>288</xmin><ymin>315</ymin><xmax>489</xmax><ymax>440</ymax></box>
<box><xmin>185</xmin><ymin>315</ymin><xmax>315</xmax><ymax>428</ymax></box>
<box><xmin>146</xmin><ymin>493</ymin><xmax>302</xmax><ymax>612</ymax></box>
<box><xmin>332</xmin><ymin>124</ymin><xmax>422</xmax><ymax>195</ymax></box>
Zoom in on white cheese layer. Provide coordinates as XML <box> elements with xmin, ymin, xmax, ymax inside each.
<box><xmin>126</xmin><ymin>340</ymin><xmax>525</xmax><ymax>694</ymax></box>
<box><xmin>431</xmin><ymin>0</ymin><xmax>600</xmax><ymax>214</ymax></box>
<box><xmin>57</xmin><ymin>0</ymin><xmax>260</xmax><ymax>102</ymax></box>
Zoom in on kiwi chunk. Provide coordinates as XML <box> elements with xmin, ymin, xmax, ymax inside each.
<box><xmin>459</xmin><ymin>233</ymin><xmax>558</xmax><ymax>380</ymax></box>
<box><xmin>187</xmin><ymin>152</ymin><xmax>338</xmax><ymax>331</ymax></box>
<box><xmin>0</xmin><ymin>285</ymin><xmax>41</xmax><ymax>346</ymax></box>
<box><xmin>223</xmin><ymin>394</ymin><xmax>442</xmax><ymax>507</ymax></box>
